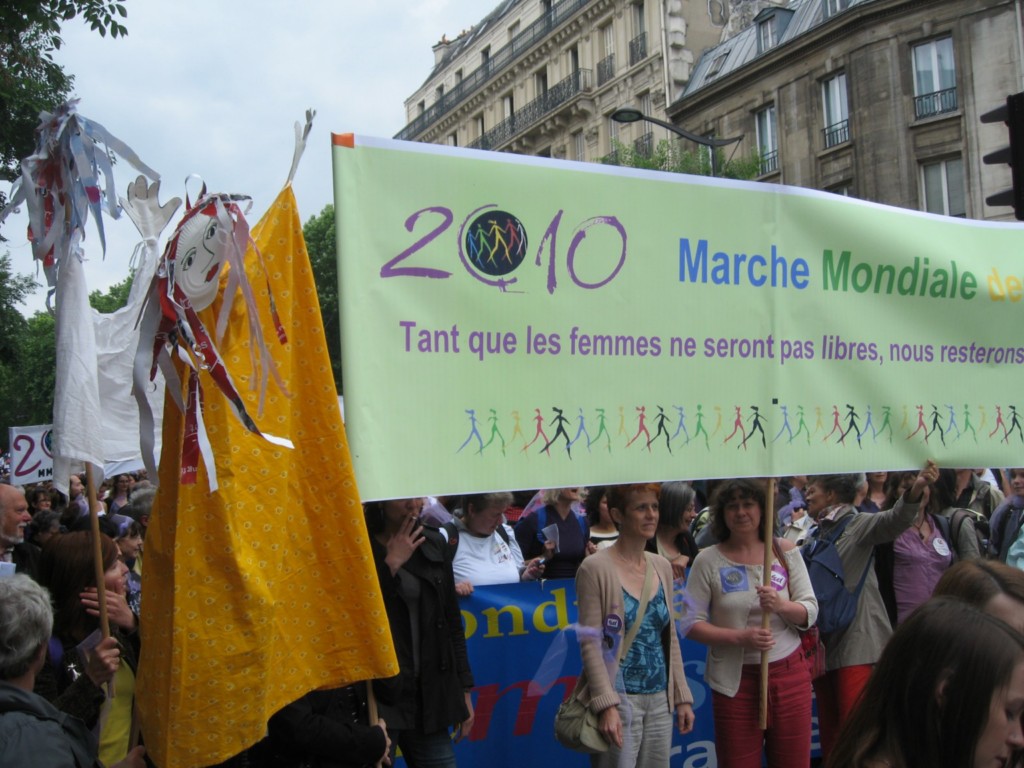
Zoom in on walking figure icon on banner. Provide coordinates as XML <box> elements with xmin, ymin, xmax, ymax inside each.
<box><xmin>839</xmin><ymin>404</ymin><xmax>862</xmax><ymax>447</ymax></box>
<box><xmin>741</xmin><ymin>406</ymin><xmax>766</xmax><ymax>449</ymax></box>
<box><xmin>523</xmin><ymin>408</ymin><xmax>550</xmax><ymax>454</ymax></box>
<box><xmin>929</xmin><ymin>405</ymin><xmax>946</xmax><ymax>446</ymax></box>
<box><xmin>724</xmin><ymin>406</ymin><xmax>747</xmax><ymax>448</ymax></box>
<box><xmin>1006</xmin><ymin>405</ymin><xmax>1023</xmax><ymax>444</ymax></box>
<box><xmin>648</xmin><ymin>406</ymin><xmax>672</xmax><ymax>453</ymax></box>
<box><xmin>989</xmin><ymin>405</ymin><xmax>1007</xmax><ymax>441</ymax></box>
<box><xmin>587</xmin><ymin>407</ymin><xmax>612</xmax><ymax>453</ymax></box>
<box><xmin>692</xmin><ymin>405</ymin><xmax>710</xmax><ymax>450</ymax></box>
<box><xmin>792</xmin><ymin>405</ymin><xmax>812</xmax><ymax>445</ymax></box>
<box><xmin>480</xmin><ymin>408</ymin><xmax>506</xmax><ymax>455</ymax></box>
<box><xmin>943</xmin><ymin>404</ymin><xmax>961</xmax><ymax>442</ymax></box>
<box><xmin>568</xmin><ymin>408</ymin><xmax>592</xmax><ymax>454</ymax></box>
<box><xmin>875</xmin><ymin>405</ymin><xmax>894</xmax><ymax>444</ymax></box>
<box><xmin>457</xmin><ymin>409</ymin><xmax>484</xmax><ymax>454</ymax></box>
<box><xmin>773</xmin><ymin>404</ymin><xmax>794</xmax><ymax>445</ymax></box>
<box><xmin>907</xmin><ymin>404</ymin><xmax>929</xmax><ymax>443</ymax></box>
<box><xmin>823</xmin><ymin>405</ymin><xmax>842</xmax><ymax>443</ymax></box>
<box><xmin>541</xmin><ymin>407</ymin><xmax>573</xmax><ymax>457</ymax></box>
<box><xmin>626</xmin><ymin>406</ymin><xmax>651</xmax><ymax>451</ymax></box>
<box><xmin>962</xmin><ymin>404</ymin><xmax>978</xmax><ymax>443</ymax></box>
<box><xmin>671</xmin><ymin>406</ymin><xmax>691</xmax><ymax>447</ymax></box>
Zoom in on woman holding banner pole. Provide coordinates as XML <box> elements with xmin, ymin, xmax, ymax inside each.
<box><xmin>686</xmin><ymin>478</ymin><xmax>817</xmax><ymax>768</ymax></box>
<box><xmin>575</xmin><ymin>482</ymin><xmax>695</xmax><ymax>767</ymax></box>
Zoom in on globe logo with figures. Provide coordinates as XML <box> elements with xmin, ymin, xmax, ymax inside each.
<box><xmin>464</xmin><ymin>210</ymin><xmax>528</xmax><ymax>277</ymax></box>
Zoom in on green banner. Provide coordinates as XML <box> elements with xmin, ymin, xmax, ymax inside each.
<box><xmin>332</xmin><ymin>135</ymin><xmax>1024</xmax><ymax>501</ymax></box>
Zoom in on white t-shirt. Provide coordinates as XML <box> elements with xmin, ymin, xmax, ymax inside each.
<box><xmin>450</xmin><ymin>523</ymin><xmax>525</xmax><ymax>586</ymax></box>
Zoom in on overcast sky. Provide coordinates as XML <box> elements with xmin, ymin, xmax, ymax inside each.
<box><xmin>5</xmin><ymin>0</ymin><xmax>484</xmax><ymax>313</ymax></box>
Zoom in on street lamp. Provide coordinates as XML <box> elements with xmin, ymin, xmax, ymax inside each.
<box><xmin>611</xmin><ymin>107</ymin><xmax>743</xmax><ymax>177</ymax></box>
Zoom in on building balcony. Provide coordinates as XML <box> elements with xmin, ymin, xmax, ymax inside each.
<box><xmin>633</xmin><ymin>131</ymin><xmax>653</xmax><ymax>157</ymax></box>
<box><xmin>760</xmin><ymin>150</ymin><xmax>779</xmax><ymax>175</ymax></box>
<box><xmin>914</xmin><ymin>87</ymin><xmax>958</xmax><ymax>120</ymax></box>
<box><xmin>597</xmin><ymin>54</ymin><xmax>616</xmax><ymax>86</ymax></box>
<box><xmin>629</xmin><ymin>32</ymin><xmax>647</xmax><ymax>67</ymax></box>
<box><xmin>823</xmin><ymin>118</ymin><xmax>850</xmax><ymax>148</ymax></box>
<box><xmin>468</xmin><ymin>69</ymin><xmax>593</xmax><ymax>151</ymax></box>
<box><xmin>395</xmin><ymin>0</ymin><xmax>592</xmax><ymax>141</ymax></box>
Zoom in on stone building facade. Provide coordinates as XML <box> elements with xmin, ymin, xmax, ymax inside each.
<box><xmin>657</xmin><ymin>0</ymin><xmax>1024</xmax><ymax>220</ymax></box>
<box><xmin>396</xmin><ymin>0</ymin><xmax>729</xmax><ymax>162</ymax></box>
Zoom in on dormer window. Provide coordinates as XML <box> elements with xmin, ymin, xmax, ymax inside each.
<box><xmin>753</xmin><ymin>7</ymin><xmax>794</xmax><ymax>54</ymax></box>
<box><xmin>707</xmin><ymin>50</ymin><xmax>729</xmax><ymax>78</ymax></box>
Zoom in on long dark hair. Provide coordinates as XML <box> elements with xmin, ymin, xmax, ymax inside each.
<box><xmin>38</xmin><ymin>531</ymin><xmax>119</xmax><ymax>643</ymax></box>
<box><xmin>583</xmin><ymin>486</ymin><xmax>608</xmax><ymax>527</ymax></box>
<box><xmin>828</xmin><ymin>598</ymin><xmax>1024</xmax><ymax>768</ymax></box>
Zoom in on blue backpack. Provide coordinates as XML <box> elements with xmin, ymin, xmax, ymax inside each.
<box><xmin>801</xmin><ymin>514</ymin><xmax>874</xmax><ymax>637</ymax></box>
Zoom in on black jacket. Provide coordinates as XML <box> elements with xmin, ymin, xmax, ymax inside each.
<box><xmin>370</xmin><ymin>529</ymin><xmax>473</xmax><ymax>732</ymax></box>
<box><xmin>268</xmin><ymin>685</ymin><xmax>387</xmax><ymax>768</ymax></box>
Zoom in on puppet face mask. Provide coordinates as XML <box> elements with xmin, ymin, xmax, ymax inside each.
<box><xmin>174</xmin><ymin>210</ymin><xmax>226</xmax><ymax>310</ymax></box>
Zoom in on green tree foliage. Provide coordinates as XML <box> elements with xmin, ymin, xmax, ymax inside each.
<box><xmin>303</xmin><ymin>204</ymin><xmax>342</xmax><ymax>393</ymax></box>
<box><xmin>0</xmin><ymin>1</ymin><xmax>128</xmax><ymax>206</ymax></box>
<box><xmin>0</xmin><ymin>254</ymin><xmax>50</xmax><ymax>449</ymax></box>
<box><xmin>89</xmin><ymin>272</ymin><xmax>133</xmax><ymax>313</ymax></box>
<box><xmin>602</xmin><ymin>137</ymin><xmax>763</xmax><ymax>180</ymax></box>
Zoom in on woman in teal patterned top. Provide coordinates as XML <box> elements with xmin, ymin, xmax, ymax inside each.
<box><xmin>575</xmin><ymin>483</ymin><xmax>695</xmax><ymax>767</ymax></box>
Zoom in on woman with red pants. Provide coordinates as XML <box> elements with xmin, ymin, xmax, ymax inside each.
<box><xmin>687</xmin><ymin>478</ymin><xmax>818</xmax><ymax>767</ymax></box>
<box><xmin>802</xmin><ymin>464</ymin><xmax>932</xmax><ymax>762</ymax></box>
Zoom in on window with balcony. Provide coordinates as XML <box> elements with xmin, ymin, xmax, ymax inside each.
<box><xmin>474</xmin><ymin>114</ymin><xmax>485</xmax><ymax>139</ymax></box>
<box><xmin>913</xmin><ymin>36</ymin><xmax>957</xmax><ymax>119</ymax></box>
<box><xmin>503</xmin><ymin>94</ymin><xmax>515</xmax><ymax>120</ymax></box>
<box><xmin>630</xmin><ymin>2</ymin><xmax>647</xmax><ymax>65</ymax></box>
<box><xmin>756</xmin><ymin>105</ymin><xmax>778</xmax><ymax>175</ymax></box>
<box><xmin>598</xmin><ymin>23</ymin><xmax>615</xmax><ymax>85</ymax></box>
<box><xmin>535</xmin><ymin>70</ymin><xmax>548</xmax><ymax>98</ymax></box>
<box><xmin>922</xmin><ymin>157</ymin><xmax>965</xmax><ymax>217</ymax></box>
<box><xmin>568</xmin><ymin>45</ymin><xmax>580</xmax><ymax>74</ymax></box>
<box><xmin>822</xmin><ymin>73</ymin><xmax>850</xmax><ymax>148</ymax></box>
<box><xmin>447</xmin><ymin>132</ymin><xmax>457</xmax><ymax>147</ymax></box>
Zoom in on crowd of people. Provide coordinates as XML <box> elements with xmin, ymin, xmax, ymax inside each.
<box><xmin>2</xmin><ymin>467</ymin><xmax>1024</xmax><ymax>767</ymax></box>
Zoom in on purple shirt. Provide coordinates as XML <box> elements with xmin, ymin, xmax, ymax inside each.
<box><xmin>893</xmin><ymin>520</ymin><xmax>952</xmax><ymax>624</ymax></box>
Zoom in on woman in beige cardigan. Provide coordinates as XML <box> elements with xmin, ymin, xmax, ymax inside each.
<box><xmin>575</xmin><ymin>483</ymin><xmax>695</xmax><ymax>767</ymax></box>
<box><xmin>687</xmin><ymin>478</ymin><xmax>818</xmax><ymax>768</ymax></box>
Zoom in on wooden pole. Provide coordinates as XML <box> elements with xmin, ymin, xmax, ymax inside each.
<box><xmin>85</xmin><ymin>465</ymin><xmax>111</xmax><ymax>640</ymax></box>
<box><xmin>758</xmin><ymin>477</ymin><xmax>777</xmax><ymax>730</ymax></box>
<box><xmin>367</xmin><ymin>681</ymin><xmax>383</xmax><ymax>767</ymax></box>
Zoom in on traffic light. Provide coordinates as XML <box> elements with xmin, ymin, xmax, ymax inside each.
<box><xmin>982</xmin><ymin>92</ymin><xmax>1024</xmax><ymax>220</ymax></box>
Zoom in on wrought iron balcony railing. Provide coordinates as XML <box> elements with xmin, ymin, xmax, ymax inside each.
<box><xmin>395</xmin><ymin>0</ymin><xmax>591</xmax><ymax>141</ymax></box>
<box><xmin>468</xmin><ymin>69</ymin><xmax>593</xmax><ymax>151</ymax></box>
<box><xmin>914</xmin><ymin>87</ymin><xmax>958</xmax><ymax>120</ymax></box>
<box><xmin>629</xmin><ymin>32</ymin><xmax>647</xmax><ymax>66</ymax></box>
<box><xmin>822</xmin><ymin>118</ymin><xmax>849</xmax><ymax>148</ymax></box>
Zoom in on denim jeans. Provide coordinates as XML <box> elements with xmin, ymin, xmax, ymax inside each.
<box><xmin>389</xmin><ymin>728</ymin><xmax>456</xmax><ymax>768</ymax></box>
<box><xmin>711</xmin><ymin>647</ymin><xmax>813</xmax><ymax>768</ymax></box>
<box><xmin>590</xmin><ymin>691</ymin><xmax>673</xmax><ymax>768</ymax></box>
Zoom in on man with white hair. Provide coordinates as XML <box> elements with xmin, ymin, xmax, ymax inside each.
<box><xmin>0</xmin><ymin>485</ymin><xmax>38</xmax><ymax>581</ymax></box>
<box><xmin>0</xmin><ymin>575</ymin><xmax>145</xmax><ymax>767</ymax></box>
